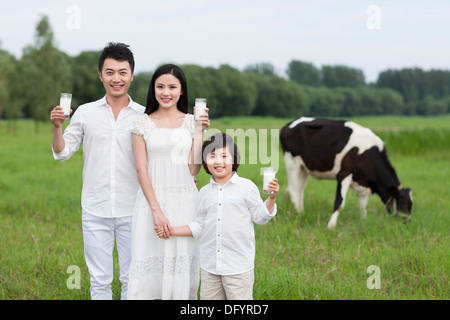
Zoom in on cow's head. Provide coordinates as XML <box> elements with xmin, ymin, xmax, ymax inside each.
<box><xmin>386</xmin><ymin>185</ymin><xmax>413</xmax><ymax>221</ymax></box>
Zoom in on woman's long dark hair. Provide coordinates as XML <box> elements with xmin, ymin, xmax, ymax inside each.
<box><xmin>145</xmin><ymin>64</ymin><xmax>188</xmax><ymax>115</ymax></box>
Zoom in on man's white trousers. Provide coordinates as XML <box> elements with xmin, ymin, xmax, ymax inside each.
<box><xmin>82</xmin><ymin>211</ymin><xmax>132</xmax><ymax>300</ymax></box>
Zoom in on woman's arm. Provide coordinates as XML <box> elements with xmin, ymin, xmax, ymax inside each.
<box><xmin>188</xmin><ymin>108</ymin><xmax>210</xmax><ymax>175</ymax></box>
<box><xmin>132</xmin><ymin>133</ymin><xmax>173</xmax><ymax>239</ymax></box>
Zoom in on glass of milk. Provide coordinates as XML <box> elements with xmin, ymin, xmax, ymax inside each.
<box><xmin>194</xmin><ymin>98</ymin><xmax>207</xmax><ymax>120</ymax></box>
<box><xmin>60</xmin><ymin>93</ymin><xmax>72</xmax><ymax>119</ymax></box>
<box><xmin>262</xmin><ymin>167</ymin><xmax>276</xmax><ymax>194</ymax></box>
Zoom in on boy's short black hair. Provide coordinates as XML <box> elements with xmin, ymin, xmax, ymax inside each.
<box><xmin>98</xmin><ymin>42</ymin><xmax>135</xmax><ymax>72</ymax></box>
<box><xmin>202</xmin><ymin>133</ymin><xmax>240</xmax><ymax>175</ymax></box>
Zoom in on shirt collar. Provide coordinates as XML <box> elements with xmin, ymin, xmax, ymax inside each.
<box><xmin>210</xmin><ymin>171</ymin><xmax>239</xmax><ymax>187</ymax></box>
<box><xmin>100</xmin><ymin>95</ymin><xmax>142</xmax><ymax>112</ymax></box>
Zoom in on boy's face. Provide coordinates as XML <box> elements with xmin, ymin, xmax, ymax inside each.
<box><xmin>99</xmin><ymin>58</ymin><xmax>134</xmax><ymax>99</ymax></box>
<box><xmin>206</xmin><ymin>146</ymin><xmax>234</xmax><ymax>181</ymax></box>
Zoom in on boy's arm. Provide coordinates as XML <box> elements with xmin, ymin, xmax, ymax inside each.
<box><xmin>265</xmin><ymin>178</ymin><xmax>279</xmax><ymax>214</ymax></box>
<box><xmin>155</xmin><ymin>188</ymin><xmax>208</xmax><ymax>239</ymax></box>
<box><xmin>248</xmin><ymin>179</ymin><xmax>279</xmax><ymax>225</ymax></box>
<box><xmin>155</xmin><ymin>225</ymin><xmax>192</xmax><ymax>238</ymax></box>
<box><xmin>172</xmin><ymin>226</ymin><xmax>193</xmax><ymax>236</ymax></box>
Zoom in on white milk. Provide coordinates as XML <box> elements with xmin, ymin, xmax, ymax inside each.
<box><xmin>60</xmin><ymin>93</ymin><xmax>72</xmax><ymax>118</ymax></box>
<box><xmin>263</xmin><ymin>168</ymin><xmax>276</xmax><ymax>194</ymax></box>
<box><xmin>194</xmin><ymin>98</ymin><xmax>207</xmax><ymax>120</ymax></box>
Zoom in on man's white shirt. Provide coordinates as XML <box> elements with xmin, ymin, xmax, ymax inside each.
<box><xmin>53</xmin><ymin>96</ymin><xmax>145</xmax><ymax>218</ymax></box>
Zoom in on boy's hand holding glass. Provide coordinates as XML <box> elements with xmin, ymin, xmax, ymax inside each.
<box><xmin>266</xmin><ymin>178</ymin><xmax>279</xmax><ymax>199</ymax></box>
<box><xmin>262</xmin><ymin>167</ymin><xmax>277</xmax><ymax>195</ymax></box>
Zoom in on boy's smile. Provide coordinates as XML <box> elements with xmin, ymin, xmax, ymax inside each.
<box><xmin>207</xmin><ymin>146</ymin><xmax>234</xmax><ymax>185</ymax></box>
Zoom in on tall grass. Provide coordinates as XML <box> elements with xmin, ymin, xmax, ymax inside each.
<box><xmin>0</xmin><ymin>117</ymin><xmax>449</xmax><ymax>300</ymax></box>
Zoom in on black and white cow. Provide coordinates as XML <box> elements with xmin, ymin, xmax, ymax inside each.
<box><xmin>280</xmin><ymin>117</ymin><xmax>413</xmax><ymax>229</ymax></box>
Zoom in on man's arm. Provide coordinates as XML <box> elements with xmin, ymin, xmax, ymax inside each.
<box><xmin>50</xmin><ymin>106</ymin><xmax>67</xmax><ymax>153</ymax></box>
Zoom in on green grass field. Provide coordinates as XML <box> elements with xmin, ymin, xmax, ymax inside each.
<box><xmin>0</xmin><ymin>116</ymin><xmax>449</xmax><ymax>300</ymax></box>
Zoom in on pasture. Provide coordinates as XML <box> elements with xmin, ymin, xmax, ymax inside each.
<box><xmin>0</xmin><ymin>116</ymin><xmax>449</xmax><ymax>300</ymax></box>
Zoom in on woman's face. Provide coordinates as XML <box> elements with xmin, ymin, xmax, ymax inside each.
<box><xmin>154</xmin><ymin>74</ymin><xmax>183</xmax><ymax>110</ymax></box>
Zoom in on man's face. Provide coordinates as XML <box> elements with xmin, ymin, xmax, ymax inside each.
<box><xmin>99</xmin><ymin>58</ymin><xmax>134</xmax><ymax>99</ymax></box>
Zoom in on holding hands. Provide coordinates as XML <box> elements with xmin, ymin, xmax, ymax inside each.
<box><xmin>155</xmin><ymin>225</ymin><xmax>165</xmax><ymax>239</ymax></box>
<box><xmin>152</xmin><ymin>209</ymin><xmax>172</xmax><ymax>240</ymax></box>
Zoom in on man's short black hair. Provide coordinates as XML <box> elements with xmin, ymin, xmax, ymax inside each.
<box><xmin>98</xmin><ymin>42</ymin><xmax>135</xmax><ymax>72</ymax></box>
<box><xmin>202</xmin><ymin>133</ymin><xmax>240</xmax><ymax>175</ymax></box>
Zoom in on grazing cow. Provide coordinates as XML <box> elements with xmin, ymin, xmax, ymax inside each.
<box><xmin>280</xmin><ymin>117</ymin><xmax>413</xmax><ymax>229</ymax></box>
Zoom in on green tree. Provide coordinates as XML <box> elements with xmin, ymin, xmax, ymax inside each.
<box><xmin>304</xmin><ymin>86</ymin><xmax>343</xmax><ymax>117</ymax></box>
<box><xmin>215</xmin><ymin>64</ymin><xmax>257</xmax><ymax>117</ymax></box>
<box><xmin>251</xmin><ymin>75</ymin><xmax>309</xmax><ymax>118</ymax></box>
<box><xmin>244</xmin><ymin>62</ymin><xmax>276</xmax><ymax>76</ymax></box>
<box><xmin>335</xmin><ymin>87</ymin><xmax>361</xmax><ymax>117</ymax></box>
<box><xmin>0</xmin><ymin>48</ymin><xmax>17</xmax><ymax>126</ymax></box>
<box><xmin>354</xmin><ymin>85</ymin><xmax>382</xmax><ymax>115</ymax></box>
<box><xmin>377</xmin><ymin>88</ymin><xmax>405</xmax><ymax>115</ymax></box>
<box><xmin>182</xmin><ymin>64</ymin><xmax>225</xmax><ymax>117</ymax></box>
<box><xmin>71</xmin><ymin>50</ymin><xmax>104</xmax><ymax>109</ymax></box>
<box><xmin>18</xmin><ymin>15</ymin><xmax>72</xmax><ymax>133</ymax></box>
<box><xmin>128</xmin><ymin>71</ymin><xmax>152</xmax><ymax>106</ymax></box>
<box><xmin>321</xmin><ymin>65</ymin><xmax>365</xmax><ymax>87</ymax></box>
<box><xmin>377</xmin><ymin>67</ymin><xmax>450</xmax><ymax>115</ymax></box>
<box><xmin>286</xmin><ymin>60</ymin><xmax>321</xmax><ymax>86</ymax></box>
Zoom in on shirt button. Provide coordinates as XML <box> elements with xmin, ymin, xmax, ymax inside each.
<box><xmin>217</xmin><ymin>250</ymin><xmax>220</xmax><ymax>253</ymax></box>
<box><xmin>217</xmin><ymin>234</ymin><xmax>220</xmax><ymax>237</ymax></box>
<box><xmin>219</xmin><ymin>203</ymin><xmax>221</xmax><ymax>206</ymax></box>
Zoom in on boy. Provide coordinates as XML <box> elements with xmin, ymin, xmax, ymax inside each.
<box><xmin>156</xmin><ymin>133</ymin><xmax>279</xmax><ymax>299</ymax></box>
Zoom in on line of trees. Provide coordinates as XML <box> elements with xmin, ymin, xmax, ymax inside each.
<box><xmin>1</xmin><ymin>16</ymin><xmax>450</xmax><ymax>133</ymax></box>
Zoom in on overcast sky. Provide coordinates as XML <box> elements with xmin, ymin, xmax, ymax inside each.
<box><xmin>1</xmin><ymin>0</ymin><xmax>449</xmax><ymax>82</ymax></box>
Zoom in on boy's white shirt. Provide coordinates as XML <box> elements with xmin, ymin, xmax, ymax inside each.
<box><xmin>188</xmin><ymin>172</ymin><xmax>277</xmax><ymax>275</ymax></box>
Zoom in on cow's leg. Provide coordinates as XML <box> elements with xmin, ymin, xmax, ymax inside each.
<box><xmin>357</xmin><ymin>194</ymin><xmax>369</xmax><ymax>219</ymax></box>
<box><xmin>284</xmin><ymin>153</ymin><xmax>309</xmax><ymax>212</ymax></box>
<box><xmin>296</xmin><ymin>166</ymin><xmax>309</xmax><ymax>212</ymax></box>
<box><xmin>351</xmin><ymin>182</ymin><xmax>370</xmax><ymax>219</ymax></box>
<box><xmin>327</xmin><ymin>174</ymin><xmax>352</xmax><ymax>230</ymax></box>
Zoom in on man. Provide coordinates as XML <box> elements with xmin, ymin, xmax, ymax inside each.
<box><xmin>50</xmin><ymin>42</ymin><xmax>145</xmax><ymax>300</ymax></box>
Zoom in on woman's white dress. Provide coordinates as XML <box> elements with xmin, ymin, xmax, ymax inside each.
<box><xmin>128</xmin><ymin>113</ymin><xmax>199</xmax><ymax>300</ymax></box>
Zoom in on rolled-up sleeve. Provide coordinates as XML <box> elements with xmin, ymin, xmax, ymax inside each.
<box><xmin>188</xmin><ymin>190</ymin><xmax>208</xmax><ymax>239</ymax></box>
<box><xmin>52</xmin><ymin>107</ymin><xmax>83</xmax><ymax>162</ymax></box>
<box><xmin>247</xmin><ymin>182</ymin><xmax>277</xmax><ymax>225</ymax></box>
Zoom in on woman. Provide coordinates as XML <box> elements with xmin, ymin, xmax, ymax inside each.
<box><xmin>127</xmin><ymin>64</ymin><xmax>209</xmax><ymax>299</ymax></box>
